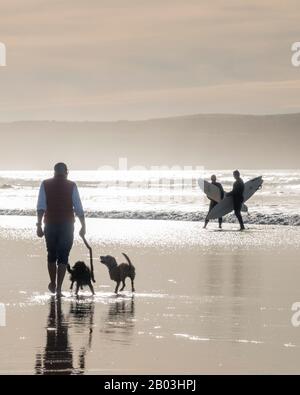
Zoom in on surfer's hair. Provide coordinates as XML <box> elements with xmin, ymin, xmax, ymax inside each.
<box><xmin>233</xmin><ymin>170</ymin><xmax>240</xmax><ymax>177</ymax></box>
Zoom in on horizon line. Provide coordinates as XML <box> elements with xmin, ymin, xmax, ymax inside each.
<box><xmin>1</xmin><ymin>111</ymin><xmax>300</xmax><ymax>124</ymax></box>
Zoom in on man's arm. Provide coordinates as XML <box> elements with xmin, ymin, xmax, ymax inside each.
<box><xmin>226</xmin><ymin>182</ymin><xmax>237</xmax><ymax>197</ymax></box>
<box><xmin>219</xmin><ymin>183</ymin><xmax>225</xmax><ymax>199</ymax></box>
<box><xmin>78</xmin><ymin>216</ymin><xmax>86</xmax><ymax>238</ymax></box>
<box><xmin>36</xmin><ymin>182</ymin><xmax>46</xmax><ymax>237</ymax></box>
<box><xmin>72</xmin><ymin>184</ymin><xmax>86</xmax><ymax>237</ymax></box>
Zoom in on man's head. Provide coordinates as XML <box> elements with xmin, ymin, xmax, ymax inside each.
<box><xmin>54</xmin><ymin>162</ymin><xmax>68</xmax><ymax>178</ymax></box>
<box><xmin>211</xmin><ymin>174</ymin><xmax>217</xmax><ymax>183</ymax></box>
<box><xmin>233</xmin><ymin>170</ymin><xmax>240</xmax><ymax>180</ymax></box>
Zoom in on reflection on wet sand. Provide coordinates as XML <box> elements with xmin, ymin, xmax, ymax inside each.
<box><xmin>35</xmin><ymin>297</ymin><xmax>74</xmax><ymax>375</ymax></box>
<box><xmin>100</xmin><ymin>297</ymin><xmax>135</xmax><ymax>345</ymax></box>
<box><xmin>35</xmin><ymin>297</ymin><xmax>95</xmax><ymax>375</ymax></box>
<box><xmin>69</xmin><ymin>298</ymin><xmax>95</xmax><ymax>374</ymax></box>
<box><xmin>1</xmin><ymin>219</ymin><xmax>300</xmax><ymax>373</ymax></box>
<box><xmin>35</xmin><ymin>295</ymin><xmax>135</xmax><ymax>374</ymax></box>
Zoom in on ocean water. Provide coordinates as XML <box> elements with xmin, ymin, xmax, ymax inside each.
<box><xmin>0</xmin><ymin>169</ymin><xmax>299</xmax><ymax>225</ymax></box>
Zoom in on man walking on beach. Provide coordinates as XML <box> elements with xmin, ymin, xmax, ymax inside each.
<box><xmin>203</xmin><ymin>175</ymin><xmax>225</xmax><ymax>229</ymax></box>
<box><xmin>36</xmin><ymin>163</ymin><xmax>86</xmax><ymax>297</ymax></box>
<box><xmin>227</xmin><ymin>170</ymin><xmax>245</xmax><ymax>231</ymax></box>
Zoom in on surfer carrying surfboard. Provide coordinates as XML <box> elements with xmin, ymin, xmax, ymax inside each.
<box><xmin>203</xmin><ymin>175</ymin><xmax>225</xmax><ymax>229</ymax></box>
<box><xmin>227</xmin><ymin>170</ymin><xmax>245</xmax><ymax>231</ymax></box>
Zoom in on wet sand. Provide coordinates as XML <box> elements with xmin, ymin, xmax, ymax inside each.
<box><xmin>0</xmin><ymin>216</ymin><xmax>300</xmax><ymax>374</ymax></box>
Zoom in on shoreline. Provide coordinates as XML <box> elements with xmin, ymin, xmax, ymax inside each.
<box><xmin>1</xmin><ymin>215</ymin><xmax>300</xmax><ymax>249</ymax></box>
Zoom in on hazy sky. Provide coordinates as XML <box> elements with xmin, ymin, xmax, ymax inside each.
<box><xmin>0</xmin><ymin>0</ymin><xmax>300</xmax><ymax>121</ymax></box>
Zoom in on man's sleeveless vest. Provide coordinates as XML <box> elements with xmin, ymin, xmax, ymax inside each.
<box><xmin>44</xmin><ymin>177</ymin><xmax>75</xmax><ymax>224</ymax></box>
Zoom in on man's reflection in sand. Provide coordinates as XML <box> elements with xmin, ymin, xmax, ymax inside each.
<box><xmin>35</xmin><ymin>297</ymin><xmax>95</xmax><ymax>375</ymax></box>
<box><xmin>35</xmin><ymin>297</ymin><xmax>73</xmax><ymax>375</ymax></box>
<box><xmin>35</xmin><ymin>295</ymin><xmax>135</xmax><ymax>374</ymax></box>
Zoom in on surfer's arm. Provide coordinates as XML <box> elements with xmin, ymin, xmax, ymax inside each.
<box><xmin>220</xmin><ymin>185</ymin><xmax>225</xmax><ymax>199</ymax></box>
<box><xmin>227</xmin><ymin>181</ymin><xmax>238</xmax><ymax>197</ymax></box>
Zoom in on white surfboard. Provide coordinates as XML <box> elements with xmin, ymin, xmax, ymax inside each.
<box><xmin>207</xmin><ymin>176</ymin><xmax>263</xmax><ymax>220</ymax></box>
<box><xmin>198</xmin><ymin>178</ymin><xmax>222</xmax><ymax>202</ymax></box>
<box><xmin>199</xmin><ymin>178</ymin><xmax>248</xmax><ymax>212</ymax></box>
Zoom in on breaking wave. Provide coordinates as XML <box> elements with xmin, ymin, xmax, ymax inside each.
<box><xmin>0</xmin><ymin>209</ymin><xmax>299</xmax><ymax>226</ymax></box>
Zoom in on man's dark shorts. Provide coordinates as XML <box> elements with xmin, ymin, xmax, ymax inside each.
<box><xmin>44</xmin><ymin>222</ymin><xmax>74</xmax><ymax>265</ymax></box>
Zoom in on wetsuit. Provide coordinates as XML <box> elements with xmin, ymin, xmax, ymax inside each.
<box><xmin>227</xmin><ymin>178</ymin><xmax>245</xmax><ymax>230</ymax></box>
<box><xmin>204</xmin><ymin>182</ymin><xmax>225</xmax><ymax>228</ymax></box>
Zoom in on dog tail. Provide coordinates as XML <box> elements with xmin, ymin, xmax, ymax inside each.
<box><xmin>67</xmin><ymin>264</ymin><xmax>72</xmax><ymax>274</ymax></box>
<box><xmin>122</xmin><ymin>253</ymin><xmax>133</xmax><ymax>267</ymax></box>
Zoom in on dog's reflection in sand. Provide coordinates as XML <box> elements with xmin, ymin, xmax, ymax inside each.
<box><xmin>100</xmin><ymin>297</ymin><xmax>135</xmax><ymax>345</ymax></box>
<box><xmin>35</xmin><ymin>297</ymin><xmax>95</xmax><ymax>375</ymax></box>
<box><xmin>68</xmin><ymin>299</ymin><xmax>95</xmax><ymax>373</ymax></box>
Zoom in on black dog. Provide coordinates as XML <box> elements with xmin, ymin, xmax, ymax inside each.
<box><xmin>67</xmin><ymin>261</ymin><xmax>95</xmax><ymax>296</ymax></box>
<box><xmin>100</xmin><ymin>253</ymin><xmax>136</xmax><ymax>294</ymax></box>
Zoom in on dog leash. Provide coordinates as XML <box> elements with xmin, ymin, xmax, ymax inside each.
<box><xmin>81</xmin><ymin>235</ymin><xmax>96</xmax><ymax>283</ymax></box>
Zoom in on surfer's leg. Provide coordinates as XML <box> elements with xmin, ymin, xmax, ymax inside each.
<box><xmin>203</xmin><ymin>218</ymin><xmax>209</xmax><ymax>228</ymax></box>
<box><xmin>204</xmin><ymin>201</ymin><xmax>215</xmax><ymax>228</ymax></box>
<box><xmin>218</xmin><ymin>217</ymin><xmax>223</xmax><ymax>229</ymax></box>
<box><xmin>239</xmin><ymin>215</ymin><xmax>245</xmax><ymax>230</ymax></box>
<box><xmin>234</xmin><ymin>208</ymin><xmax>245</xmax><ymax>230</ymax></box>
<box><xmin>233</xmin><ymin>200</ymin><xmax>245</xmax><ymax>230</ymax></box>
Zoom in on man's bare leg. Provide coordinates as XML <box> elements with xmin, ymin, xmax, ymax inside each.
<box><xmin>56</xmin><ymin>264</ymin><xmax>67</xmax><ymax>297</ymax></box>
<box><xmin>48</xmin><ymin>262</ymin><xmax>57</xmax><ymax>293</ymax></box>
